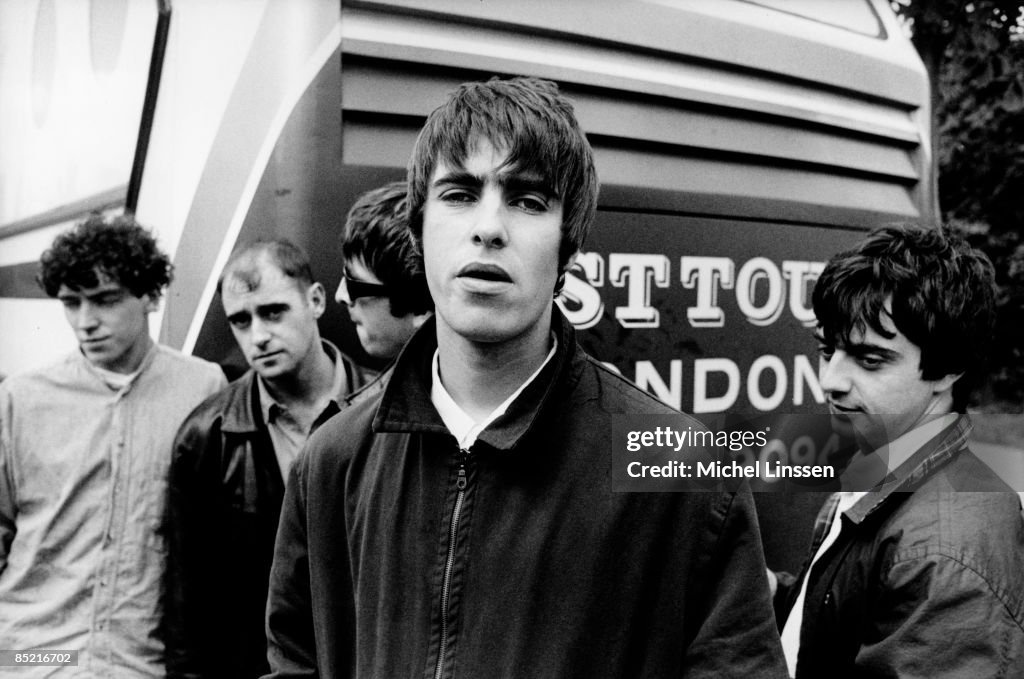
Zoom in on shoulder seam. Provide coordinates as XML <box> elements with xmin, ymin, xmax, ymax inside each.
<box><xmin>887</xmin><ymin>548</ymin><xmax>1024</xmax><ymax>631</ymax></box>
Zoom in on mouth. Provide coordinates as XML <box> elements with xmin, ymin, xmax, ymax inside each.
<box><xmin>254</xmin><ymin>350</ymin><xmax>283</xmax><ymax>361</ymax></box>
<box><xmin>828</xmin><ymin>401</ymin><xmax>861</xmax><ymax>415</ymax></box>
<box><xmin>456</xmin><ymin>262</ymin><xmax>512</xmax><ymax>284</ymax></box>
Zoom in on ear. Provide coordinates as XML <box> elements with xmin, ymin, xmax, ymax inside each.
<box><xmin>555</xmin><ymin>250</ymin><xmax>580</xmax><ymax>296</ymax></box>
<box><xmin>308</xmin><ymin>282</ymin><xmax>327</xmax><ymax>319</ymax></box>
<box><xmin>562</xmin><ymin>250</ymin><xmax>580</xmax><ymax>273</ymax></box>
<box><xmin>411</xmin><ymin>310</ymin><xmax>433</xmax><ymax>331</ymax></box>
<box><xmin>144</xmin><ymin>293</ymin><xmax>160</xmax><ymax>313</ymax></box>
<box><xmin>931</xmin><ymin>371</ymin><xmax>962</xmax><ymax>397</ymax></box>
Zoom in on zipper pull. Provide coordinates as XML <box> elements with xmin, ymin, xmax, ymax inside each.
<box><xmin>456</xmin><ymin>448</ymin><xmax>469</xmax><ymax>490</ymax></box>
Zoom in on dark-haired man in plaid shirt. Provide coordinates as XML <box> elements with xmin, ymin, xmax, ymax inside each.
<box><xmin>773</xmin><ymin>226</ymin><xmax>1024</xmax><ymax>678</ymax></box>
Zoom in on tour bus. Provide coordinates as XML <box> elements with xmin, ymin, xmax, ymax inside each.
<box><xmin>0</xmin><ymin>0</ymin><xmax>933</xmax><ymax>565</ymax></box>
<box><xmin>0</xmin><ymin>0</ymin><xmax>933</xmax><ymax>390</ymax></box>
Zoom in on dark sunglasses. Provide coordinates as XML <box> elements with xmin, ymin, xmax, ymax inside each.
<box><xmin>341</xmin><ymin>272</ymin><xmax>389</xmax><ymax>302</ymax></box>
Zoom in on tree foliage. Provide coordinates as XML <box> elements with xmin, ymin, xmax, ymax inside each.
<box><xmin>892</xmin><ymin>0</ymin><xmax>1024</xmax><ymax>407</ymax></box>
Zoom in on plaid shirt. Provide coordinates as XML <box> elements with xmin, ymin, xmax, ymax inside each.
<box><xmin>808</xmin><ymin>415</ymin><xmax>973</xmax><ymax>545</ymax></box>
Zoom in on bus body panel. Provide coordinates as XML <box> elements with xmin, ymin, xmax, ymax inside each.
<box><xmin>1</xmin><ymin>0</ymin><xmax>931</xmax><ymax>417</ymax></box>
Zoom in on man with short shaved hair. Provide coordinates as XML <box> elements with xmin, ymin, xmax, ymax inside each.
<box><xmin>163</xmin><ymin>239</ymin><xmax>371</xmax><ymax>679</ymax></box>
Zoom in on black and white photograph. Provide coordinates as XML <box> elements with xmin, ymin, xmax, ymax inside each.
<box><xmin>1</xmin><ymin>1</ymin><xmax>1022</xmax><ymax>677</ymax></box>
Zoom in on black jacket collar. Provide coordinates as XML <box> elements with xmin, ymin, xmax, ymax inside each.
<box><xmin>372</xmin><ymin>306</ymin><xmax>581</xmax><ymax>453</ymax></box>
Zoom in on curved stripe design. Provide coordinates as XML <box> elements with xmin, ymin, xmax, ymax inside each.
<box><xmin>140</xmin><ymin>0</ymin><xmax>341</xmax><ymax>351</ymax></box>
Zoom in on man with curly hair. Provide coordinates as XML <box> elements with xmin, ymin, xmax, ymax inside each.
<box><xmin>335</xmin><ymin>181</ymin><xmax>433</xmax><ymax>360</ymax></box>
<box><xmin>0</xmin><ymin>214</ymin><xmax>225</xmax><ymax>677</ymax></box>
<box><xmin>773</xmin><ymin>226</ymin><xmax>1024</xmax><ymax>677</ymax></box>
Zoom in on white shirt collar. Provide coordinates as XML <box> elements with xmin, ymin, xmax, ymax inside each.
<box><xmin>430</xmin><ymin>335</ymin><xmax>557</xmax><ymax>451</ymax></box>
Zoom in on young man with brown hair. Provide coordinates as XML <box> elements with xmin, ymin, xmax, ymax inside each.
<box><xmin>265</xmin><ymin>77</ymin><xmax>786</xmax><ymax>679</ymax></box>
<box><xmin>0</xmin><ymin>214</ymin><xmax>225</xmax><ymax>677</ymax></box>
<box><xmin>775</xmin><ymin>226</ymin><xmax>1024</xmax><ymax>677</ymax></box>
<box><xmin>335</xmin><ymin>181</ymin><xmax>432</xmax><ymax>360</ymax></box>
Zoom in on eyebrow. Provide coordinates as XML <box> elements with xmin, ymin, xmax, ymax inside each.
<box><xmin>58</xmin><ymin>288</ymin><xmax>124</xmax><ymax>303</ymax></box>
<box><xmin>432</xmin><ymin>169</ymin><xmax>557</xmax><ymax>199</ymax></box>
<box><xmin>845</xmin><ymin>343</ymin><xmax>899</xmax><ymax>360</ymax></box>
<box><xmin>505</xmin><ymin>175</ymin><xmax>556</xmax><ymax>198</ymax></box>
<box><xmin>824</xmin><ymin>339</ymin><xmax>901</xmax><ymax>364</ymax></box>
<box><xmin>431</xmin><ymin>170</ymin><xmax>479</xmax><ymax>190</ymax></box>
<box><xmin>256</xmin><ymin>303</ymin><xmax>290</xmax><ymax>316</ymax></box>
<box><xmin>814</xmin><ymin>330</ymin><xmax>901</xmax><ymax>361</ymax></box>
<box><xmin>226</xmin><ymin>302</ymin><xmax>291</xmax><ymax>324</ymax></box>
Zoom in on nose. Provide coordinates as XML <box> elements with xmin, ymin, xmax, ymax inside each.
<box><xmin>73</xmin><ymin>301</ymin><xmax>100</xmax><ymax>333</ymax></box>
<box><xmin>470</xmin><ymin>189</ymin><xmax>508</xmax><ymax>248</ymax></box>
<box><xmin>335</xmin><ymin>279</ymin><xmax>352</xmax><ymax>307</ymax></box>
<box><xmin>818</xmin><ymin>352</ymin><xmax>852</xmax><ymax>395</ymax></box>
<box><xmin>250</xmin><ymin>316</ymin><xmax>272</xmax><ymax>347</ymax></box>
<box><xmin>341</xmin><ymin>298</ymin><xmax>362</xmax><ymax>325</ymax></box>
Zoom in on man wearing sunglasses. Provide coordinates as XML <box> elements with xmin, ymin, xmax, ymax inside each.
<box><xmin>336</xmin><ymin>181</ymin><xmax>433</xmax><ymax>361</ymax></box>
<box><xmin>162</xmin><ymin>240</ymin><xmax>372</xmax><ymax>679</ymax></box>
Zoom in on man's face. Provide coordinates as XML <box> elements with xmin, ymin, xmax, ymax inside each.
<box><xmin>422</xmin><ymin>137</ymin><xmax>564</xmax><ymax>346</ymax></box>
<box><xmin>58</xmin><ymin>272</ymin><xmax>156</xmax><ymax>374</ymax></box>
<box><xmin>335</xmin><ymin>257</ymin><xmax>421</xmax><ymax>359</ymax></box>
<box><xmin>222</xmin><ymin>258</ymin><xmax>324</xmax><ymax>381</ymax></box>
<box><xmin>816</xmin><ymin>304</ymin><xmax>958</xmax><ymax>451</ymax></box>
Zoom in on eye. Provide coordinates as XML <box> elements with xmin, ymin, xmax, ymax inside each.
<box><xmin>440</xmin><ymin>188</ymin><xmax>476</xmax><ymax>204</ymax></box>
<box><xmin>60</xmin><ymin>299</ymin><xmax>81</xmax><ymax>311</ymax></box>
<box><xmin>816</xmin><ymin>343</ymin><xmax>834</xmax><ymax>360</ymax></box>
<box><xmin>228</xmin><ymin>317</ymin><xmax>251</xmax><ymax>330</ymax></box>
<box><xmin>510</xmin><ymin>194</ymin><xmax>549</xmax><ymax>213</ymax></box>
<box><xmin>857</xmin><ymin>355</ymin><xmax>885</xmax><ymax>370</ymax></box>
<box><xmin>265</xmin><ymin>309</ymin><xmax>285</xmax><ymax>322</ymax></box>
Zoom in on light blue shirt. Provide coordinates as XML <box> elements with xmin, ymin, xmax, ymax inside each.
<box><xmin>0</xmin><ymin>345</ymin><xmax>225</xmax><ymax>677</ymax></box>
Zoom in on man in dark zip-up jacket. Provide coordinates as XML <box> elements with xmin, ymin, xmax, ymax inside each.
<box><xmin>264</xmin><ymin>76</ymin><xmax>787</xmax><ymax>679</ymax></box>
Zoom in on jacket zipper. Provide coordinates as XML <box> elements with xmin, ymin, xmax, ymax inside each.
<box><xmin>434</xmin><ymin>449</ymin><xmax>469</xmax><ymax>679</ymax></box>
